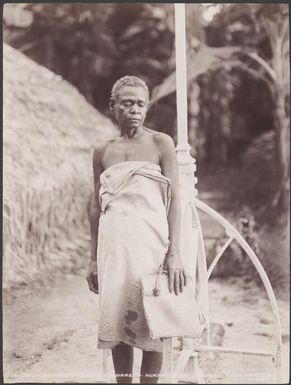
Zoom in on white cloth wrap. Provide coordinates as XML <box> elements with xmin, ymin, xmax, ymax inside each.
<box><xmin>97</xmin><ymin>161</ymin><xmax>171</xmax><ymax>351</ymax></box>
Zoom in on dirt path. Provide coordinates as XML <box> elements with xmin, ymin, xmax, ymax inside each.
<box><xmin>4</xmin><ymin>272</ymin><xmax>289</xmax><ymax>384</ymax></box>
<box><xmin>199</xmin><ymin>277</ymin><xmax>289</xmax><ymax>384</ymax></box>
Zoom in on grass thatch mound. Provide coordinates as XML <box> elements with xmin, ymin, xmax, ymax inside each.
<box><xmin>3</xmin><ymin>44</ymin><xmax>116</xmax><ymax>288</ymax></box>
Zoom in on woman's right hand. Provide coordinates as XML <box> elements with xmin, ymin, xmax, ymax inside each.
<box><xmin>86</xmin><ymin>260</ymin><xmax>99</xmax><ymax>294</ymax></box>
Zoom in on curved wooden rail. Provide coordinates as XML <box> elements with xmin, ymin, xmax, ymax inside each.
<box><xmin>192</xmin><ymin>197</ymin><xmax>283</xmax><ymax>382</ymax></box>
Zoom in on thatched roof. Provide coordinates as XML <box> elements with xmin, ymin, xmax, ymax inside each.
<box><xmin>3</xmin><ymin>44</ymin><xmax>116</xmax><ymax>287</ymax></box>
<box><xmin>3</xmin><ymin>43</ymin><xmax>116</xmax><ymax>190</ymax></box>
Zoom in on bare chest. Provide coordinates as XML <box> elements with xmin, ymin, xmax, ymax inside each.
<box><xmin>102</xmin><ymin>136</ymin><xmax>160</xmax><ymax>168</ymax></box>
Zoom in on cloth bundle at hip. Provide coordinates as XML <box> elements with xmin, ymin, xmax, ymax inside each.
<box><xmin>141</xmin><ymin>264</ymin><xmax>206</xmax><ymax>339</ymax></box>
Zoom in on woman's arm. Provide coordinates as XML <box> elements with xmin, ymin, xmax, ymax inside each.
<box><xmin>86</xmin><ymin>147</ymin><xmax>103</xmax><ymax>294</ymax></box>
<box><xmin>155</xmin><ymin>133</ymin><xmax>187</xmax><ymax>295</ymax></box>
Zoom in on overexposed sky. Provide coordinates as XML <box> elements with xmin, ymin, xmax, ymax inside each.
<box><xmin>201</xmin><ymin>3</ymin><xmax>222</xmax><ymax>23</ymax></box>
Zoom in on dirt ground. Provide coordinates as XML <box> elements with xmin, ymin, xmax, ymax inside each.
<box><xmin>3</xmin><ymin>270</ymin><xmax>289</xmax><ymax>384</ymax></box>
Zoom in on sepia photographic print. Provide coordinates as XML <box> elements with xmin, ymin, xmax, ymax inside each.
<box><xmin>3</xmin><ymin>2</ymin><xmax>290</xmax><ymax>384</ymax></box>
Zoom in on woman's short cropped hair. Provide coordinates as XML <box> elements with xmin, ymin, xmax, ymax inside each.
<box><xmin>110</xmin><ymin>76</ymin><xmax>150</xmax><ymax>102</ymax></box>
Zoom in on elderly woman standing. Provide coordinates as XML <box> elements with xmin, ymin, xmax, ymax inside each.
<box><xmin>86</xmin><ymin>76</ymin><xmax>186</xmax><ymax>383</ymax></box>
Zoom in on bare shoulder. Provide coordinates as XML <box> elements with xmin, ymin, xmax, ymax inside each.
<box><xmin>152</xmin><ymin>131</ymin><xmax>176</xmax><ymax>153</ymax></box>
<box><xmin>92</xmin><ymin>136</ymin><xmax>116</xmax><ymax>168</ymax></box>
<box><xmin>152</xmin><ymin>131</ymin><xmax>178</xmax><ymax>182</ymax></box>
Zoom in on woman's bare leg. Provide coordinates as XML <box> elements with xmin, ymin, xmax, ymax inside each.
<box><xmin>140</xmin><ymin>350</ymin><xmax>163</xmax><ymax>384</ymax></box>
<box><xmin>111</xmin><ymin>343</ymin><xmax>134</xmax><ymax>384</ymax></box>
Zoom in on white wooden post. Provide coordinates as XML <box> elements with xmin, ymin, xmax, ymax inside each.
<box><xmin>174</xmin><ymin>2</ymin><xmax>209</xmax><ymax>323</ymax></box>
<box><xmin>174</xmin><ymin>3</ymin><xmax>198</xmax><ymax>280</ymax></box>
<box><xmin>161</xmin><ymin>4</ymin><xmax>210</xmax><ymax>383</ymax></box>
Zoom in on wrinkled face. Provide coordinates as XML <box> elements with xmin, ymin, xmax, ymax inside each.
<box><xmin>111</xmin><ymin>86</ymin><xmax>149</xmax><ymax>131</ymax></box>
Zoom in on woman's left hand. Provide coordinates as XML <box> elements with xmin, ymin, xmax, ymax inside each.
<box><xmin>163</xmin><ymin>247</ymin><xmax>187</xmax><ymax>295</ymax></box>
